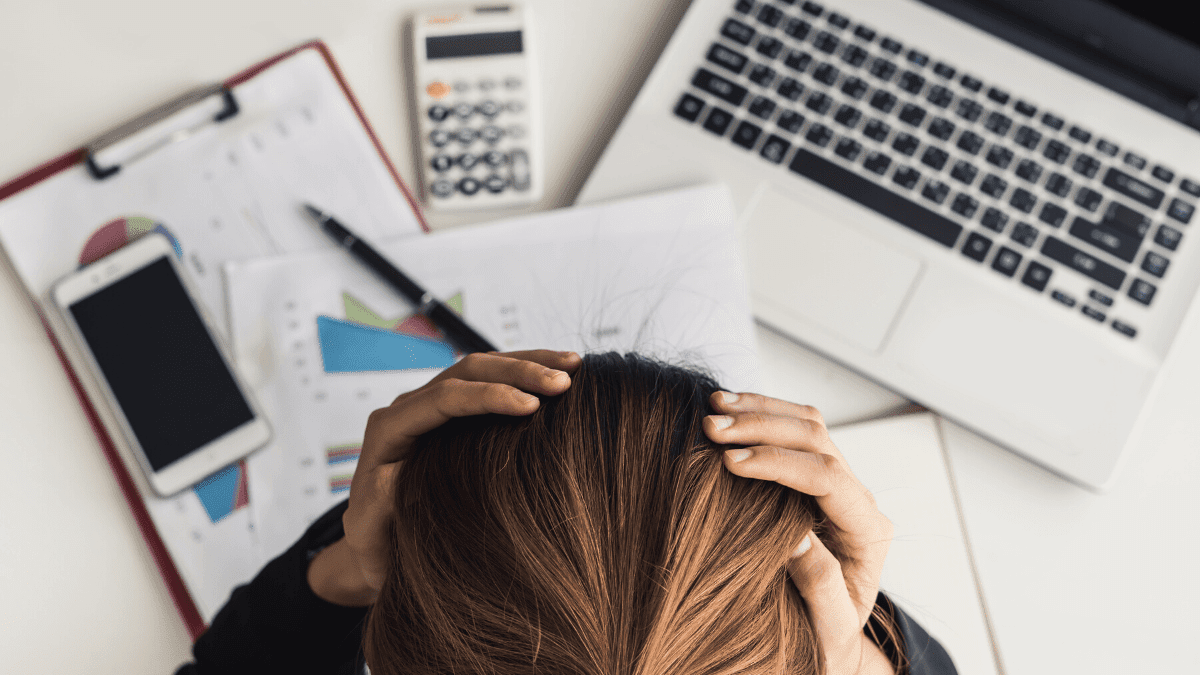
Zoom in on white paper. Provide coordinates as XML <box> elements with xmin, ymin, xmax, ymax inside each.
<box><xmin>226</xmin><ymin>184</ymin><xmax>761</xmax><ymax>557</ymax></box>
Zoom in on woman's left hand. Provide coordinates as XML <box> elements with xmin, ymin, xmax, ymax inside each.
<box><xmin>307</xmin><ymin>350</ymin><xmax>581</xmax><ymax>606</ymax></box>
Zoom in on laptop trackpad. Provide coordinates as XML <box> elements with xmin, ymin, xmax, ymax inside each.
<box><xmin>743</xmin><ymin>186</ymin><xmax>922</xmax><ymax>352</ymax></box>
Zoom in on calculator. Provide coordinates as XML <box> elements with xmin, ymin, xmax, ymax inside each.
<box><xmin>411</xmin><ymin>4</ymin><xmax>543</xmax><ymax>211</ymax></box>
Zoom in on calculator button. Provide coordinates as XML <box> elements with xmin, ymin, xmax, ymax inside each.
<box><xmin>453</xmin><ymin>102</ymin><xmax>474</xmax><ymax>120</ymax></box>
<box><xmin>431</xmin><ymin>154</ymin><xmax>454</xmax><ymax>172</ymax></box>
<box><xmin>428</xmin><ymin>104</ymin><xmax>450</xmax><ymax>122</ymax></box>
<box><xmin>456</xmin><ymin>128</ymin><xmax>479</xmax><ymax>145</ymax></box>
<box><xmin>429</xmin><ymin>129</ymin><xmax>452</xmax><ymax>147</ymax></box>
<box><xmin>480</xmin><ymin>125</ymin><xmax>505</xmax><ymax>144</ymax></box>
<box><xmin>483</xmin><ymin>150</ymin><xmax>507</xmax><ymax>167</ymax></box>
<box><xmin>478</xmin><ymin>79</ymin><xmax>496</xmax><ymax>91</ymax></box>
<box><xmin>506</xmin><ymin>100</ymin><xmax>524</xmax><ymax>114</ymax></box>
<box><xmin>509</xmin><ymin>149</ymin><xmax>531</xmax><ymax>191</ymax></box>
<box><xmin>483</xmin><ymin>175</ymin><xmax>506</xmax><ymax>193</ymax></box>
<box><xmin>457</xmin><ymin>153</ymin><xmax>479</xmax><ymax>170</ymax></box>
<box><xmin>477</xmin><ymin>100</ymin><xmax>501</xmax><ymax>118</ymax></box>
<box><xmin>430</xmin><ymin>179</ymin><xmax>454</xmax><ymax>198</ymax></box>
<box><xmin>458</xmin><ymin>177</ymin><xmax>481</xmax><ymax>195</ymax></box>
<box><xmin>453</xmin><ymin>81</ymin><xmax>470</xmax><ymax>92</ymax></box>
<box><xmin>504</xmin><ymin>76</ymin><xmax>522</xmax><ymax>89</ymax></box>
<box><xmin>426</xmin><ymin>82</ymin><xmax>452</xmax><ymax>99</ymax></box>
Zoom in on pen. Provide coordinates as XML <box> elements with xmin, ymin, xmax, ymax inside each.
<box><xmin>304</xmin><ymin>204</ymin><xmax>497</xmax><ymax>354</ymax></box>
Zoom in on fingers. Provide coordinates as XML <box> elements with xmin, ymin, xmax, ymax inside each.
<box><xmin>787</xmin><ymin>532</ymin><xmax>863</xmax><ymax>662</ymax></box>
<box><xmin>710</xmin><ymin>391</ymin><xmax>826</xmax><ymax>428</ymax></box>
<box><xmin>427</xmin><ymin>350</ymin><xmax>580</xmax><ymax>396</ymax></box>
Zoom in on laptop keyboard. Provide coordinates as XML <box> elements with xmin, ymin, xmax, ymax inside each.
<box><xmin>673</xmin><ymin>0</ymin><xmax>1198</xmax><ymax>340</ymax></box>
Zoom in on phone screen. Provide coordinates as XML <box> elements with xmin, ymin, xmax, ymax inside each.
<box><xmin>69</xmin><ymin>257</ymin><xmax>254</xmax><ymax>471</ymax></box>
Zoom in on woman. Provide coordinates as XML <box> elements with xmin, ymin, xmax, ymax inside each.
<box><xmin>177</xmin><ymin>351</ymin><xmax>955</xmax><ymax>674</ymax></box>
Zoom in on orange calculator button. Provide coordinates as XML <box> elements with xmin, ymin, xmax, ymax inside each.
<box><xmin>426</xmin><ymin>81</ymin><xmax>452</xmax><ymax>99</ymax></box>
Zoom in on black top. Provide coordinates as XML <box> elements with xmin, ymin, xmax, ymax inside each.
<box><xmin>176</xmin><ymin>500</ymin><xmax>957</xmax><ymax>675</ymax></box>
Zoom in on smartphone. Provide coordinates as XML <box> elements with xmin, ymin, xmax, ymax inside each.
<box><xmin>51</xmin><ymin>232</ymin><xmax>270</xmax><ymax>497</ymax></box>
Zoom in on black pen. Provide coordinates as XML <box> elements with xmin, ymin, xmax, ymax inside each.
<box><xmin>304</xmin><ymin>204</ymin><xmax>497</xmax><ymax>354</ymax></box>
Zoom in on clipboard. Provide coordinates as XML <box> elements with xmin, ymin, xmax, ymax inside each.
<box><xmin>0</xmin><ymin>41</ymin><xmax>428</xmax><ymax>639</ymax></box>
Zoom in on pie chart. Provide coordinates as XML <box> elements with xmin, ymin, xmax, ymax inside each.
<box><xmin>78</xmin><ymin>216</ymin><xmax>182</xmax><ymax>267</ymax></box>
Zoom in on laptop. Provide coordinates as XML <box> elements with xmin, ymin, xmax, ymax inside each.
<box><xmin>577</xmin><ymin>0</ymin><xmax>1200</xmax><ymax>490</ymax></box>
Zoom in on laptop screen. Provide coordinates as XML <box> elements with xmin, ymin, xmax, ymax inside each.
<box><xmin>1098</xmin><ymin>1</ymin><xmax>1200</xmax><ymax>51</ymax></box>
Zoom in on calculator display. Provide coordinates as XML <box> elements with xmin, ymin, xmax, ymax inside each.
<box><xmin>426</xmin><ymin>30</ymin><xmax>523</xmax><ymax>59</ymax></box>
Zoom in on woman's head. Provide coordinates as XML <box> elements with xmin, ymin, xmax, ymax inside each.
<box><xmin>365</xmin><ymin>352</ymin><xmax>856</xmax><ymax>675</ymax></box>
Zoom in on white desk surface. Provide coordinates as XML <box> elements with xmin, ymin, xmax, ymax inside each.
<box><xmin>0</xmin><ymin>1</ymin><xmax>1196</xmax><ymax>673</ymax></box>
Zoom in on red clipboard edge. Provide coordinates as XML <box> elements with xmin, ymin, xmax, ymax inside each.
<box><xmin>0</xmin><ymin>40</ymin><xmax>428</xmax><ymax>642</ymax></box>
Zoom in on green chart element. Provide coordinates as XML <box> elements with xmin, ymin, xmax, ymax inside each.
<box><xmin>341</xmin><ymin>291</ymin><xmax>463</xmax><ymax>340</ymax></box>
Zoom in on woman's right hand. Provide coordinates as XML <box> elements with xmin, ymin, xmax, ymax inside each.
<box><xmin>703</xmin><ymin>392</ymin><xmax>897</xmax><ymax>675</ymax></box>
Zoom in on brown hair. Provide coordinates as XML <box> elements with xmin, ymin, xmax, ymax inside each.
<box><xmin>365</xmin><ymin>352</ymin><xmax>898</xmax><ymax>674</ymax></box>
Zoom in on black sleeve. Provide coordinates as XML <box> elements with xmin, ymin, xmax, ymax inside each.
<box><xmin>174</xmin><ymin>500</ymin><xmax>368</xmax><ymax>675</ymax></box>
<box><xmin>866</xmin><ymin>592</ymin><xmax>959</xmax><ymax>675</ymax></box>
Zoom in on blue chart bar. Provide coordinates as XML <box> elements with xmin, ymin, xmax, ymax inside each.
<box><xmin>317</xmin><ymin>316</ymin><xmax>456</xmax><ymax>372</ymax></box>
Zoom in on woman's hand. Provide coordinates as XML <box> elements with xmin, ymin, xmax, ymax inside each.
<box><xmin>307</xmin><ymin>350</ymin><xmax>582</xmax><ymax>606</ymax></box>
<box><xmin>703</xmin><ymin>392</ymin><xmax>896</xmax><ymax>675</ymax></box>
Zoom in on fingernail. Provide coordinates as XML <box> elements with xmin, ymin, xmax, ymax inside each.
<box><xmin>709</xmin><ymin>415</ymin><xmax>734</xmax><ymax>431</ymax></box>
<box><xmin>543</xmin><ymin>367</ymin><xmax>566</xmax><ymax>379</ymax></box>
<box><xmin>558</xmin><ymin>351</ymin><xmax>580</xmax><ymax>358</ymax></box>
<box><xmin>716</xmin><ymin>391</ymin><xmax>740</xmax><ymax>405</ymax></box>
<box><xmin>725</xmin><ymin>448</ymin><xmax>752</xmax><ymax>462</ymax></box>
<box><xmin>518</xmin><ymin>392</ymin><xmax>539</xmax><ymax>405</ymax></box>
<box><xmin>792</xmin><ymin>534</ymin><xmax>812</xmax><ymax>558</ymax></box>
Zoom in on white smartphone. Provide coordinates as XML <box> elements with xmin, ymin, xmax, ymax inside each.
<box><xmin>51</xmin><ymin>232</ymin><xmax>271</xmax><ymax>497</ymax></box>
<box><xmin>410</xmin><ymin>3</ymin><xmax>543</xmax><ymax>210</ymax></box>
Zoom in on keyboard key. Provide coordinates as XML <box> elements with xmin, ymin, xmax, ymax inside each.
<box><xmin>898</xmin><ymin>103</ymin><xmax>927</xmax><ymax>127</ymax></box>
<box><xmin>731</xmin><ymin>120</ymin><xmax>763</xmax><ymax>149</ymax></box>
<box><xmin>1089</xmin><ymin>290</ymin><xmax>1114</xmax><ymax>306</ymax></box>
<box><xmin>950</xmin><ymin>160</ymin><xmax>978</xmax><ymax>185</ymax></box>
<box><xmin>1068</xmin><ymin>216</ymin><xmax>1139</xmax><ymax>262</ymax></box>
<box><xmin>787</xmin><ymin>147</ymin><xmax>962</xmax><ymax>246</ymax></box>
<box><xmin>748</xmin><ymin>96</ymin><xmax>777</xmax><ymax>119</ymax></box>
<box><xmin>757</xmin><ymin>36</ymin><xmax>784</xmax><ymax>59</ymax></box>
<box><xmin>760</xmin><ymin>134</ymin><xmax>792</xmax><ymax>164</ymax></box>
<box><xmin>862</xmin><ymin>150</ymin><xmax>892</xmax><ymax>175</ymax></box>
<box><xmin>986</xmin><ymin>145</ymin><xmax>1014</xmax><ymax>169</ymax></box>
<box><xmin>674</xmin><ymin>93</ymin><xmax>705</xmax><ymax>122</ymax></box>
<box><xmin>813</xmin><ymin>62</ymin><xmax>840</xmax><ymax>85</ymax></box>
<box><xmin>898</xmin><ymin>71</ymin><xmax>925</xmax><ymax>94</ymax></box>
<box><xmin>1152</xmin><ymin>165</ymin><xmax>1175</xmax><ymax>184</ymax></box>
<box><xmin>1167</xmin><ymin>198</ymin><xmax>1195</xmax><ymax>224</ymax></box>
<box><xmin>757</xmin><ymin>4</ymin><xmax>784</xmax><ymax>27</ymax></box>
<box><xmin>984</xmin><ymin>112</ymin><xmax>1013</xmax><ymax>136</ymax></box>
<box><xmin>1022</xmin><ymin>261</ymin><xmax>1052</xmax><ymax>291</ymax></box>
<box><xmin>1038</xmin><ymin>202</ymin><xmax>1067</xmax><ymax>227</ymax></box>
<box><xmin>748</xmin><ymin>64</ymin><xmax>776</xmax><ymax>87</ymax></box>
<box><xmin>1102</xmin><ymin>201</ymin><xmax>1151</xmax><ymax>238</ymax></box>
<box><xmin>1011</xmin><ymin>221</ymin><xmax>1038</xmax><ymax>246</ymax></box>
<box><xmin>1095</xmin><ymin>139</ymin><xmax>1119</xmax><ymax>156</ymax></box>
<box><xmin>870</xmin><ymin>89</ymin><xmax>897</xmax><ymax>113</ymax></box>
<box><xmin>926</xmin><ymin>85</ymin><xmax>954</xmax><ymax>108</ymax></box>
<box><xmin>892</xmin><ymin>165</ymin><xmax>921</xmax><ymax>189</ymax></box>
<box><xmin>1112</xmin><ymin>320</ymin><xmax>1137</xmax><ymax>338</ymax></box>
<box><xmin>842</xmin><ymin>44</ymin><xmax>869</xmax><ymax>67</ymax></box>
<box><xmin>834</xmin><ymin>104</ymin><xmax>862</xmax><ymax>128</ymax></box>
<box><xmin>785</xmin><ymin>18</ymin><xmax>813</xmax><ymax>41</ymax></box>
<box><xmin>1014</xmin><ymin>100</ymin><xmax>1037</xmax><ymax>117</ymax></box>
<box><xmin>692</xmin><ymin>68</ymin><xmax>749</xmax><ymax>105</ymax></box>
<box><xmin>1041</xmin><ymin>112</ymin><xmax>1065</xmax><ymax>130</ymax></box>
<box><xmin>1102</xmin><ymin>168</ymin><xmax>1165</xmax><ymax>209</ymax></box>
<box><xmin>806</xmin><ymin>92</ymin><xmax>833</xmax><ymax>114</ymax></box>
<box><xmin>986</xmin><ymin>87</ymin><xmax>1010</xmax><ymax>104</ymax></box>
<box><xmin>1042</xmin><ymin>140</ymin><xmax>1071</xmax><ymax>164</ymax></box>
<box><xmin>1041</xmin><ymin>236</ymin><xmax>1126</xmax><ymax>289</ymax></box>
<box><xmin>921</xmin><ymin>146</ymin><xmax>949</xmax><ymax>170</ymax></box>
<box><xmin>1051</xmin><ymin>290</ymin><xmax>1077</xmax><ymax>307</ymax></box>
<box><xmin>841</xmin><ymin>76</ymin><xmax>869</xmax><ymax>99</ymax></box>
<box><xmin>814</xmin><ymin>31</ymin><xmax>840</xmax><ymax>54</ymax></box>
<box><xmin>721</xmin><ymin>19</ymin><xmax>756</xmax><ymax>46</ymax></box>
<box><xmin>834</xmin><ymin>137</ymin><xmax>863</xmax><ymax>160</ymax></box>
<box><xmin>1141</xmin><ymin>251</ymin><xmax>1170</xmax><ymax>278</ymax></box>
<box><xmin>956</xmin><ymin>98</ymin><xmax>983</xmax><ymax>122</ymax></box>
<box><xmin>806</xmin><ymin>122</ymin><xmax>833</xmax><ymax>146</ymax></box>
<box><xmin>981</xmin><ymin>207</ymin><xmax>1009</xmax><ymax>232</ymax></box>
<box><xmin>922</xmin><ymin>180</ymin><xmax>950</xmax><ymax>204</ymax></box>
<box><xmin>869</xmin><ymin>58</ymin><xmax>897</xmax><ymax>81</ymax></box>
<box><xmin>951</xmin><ymin>193</ymin><xmax>979</xmax><ymax>218</ymax></box>
<box><xmin>1013</xmin><ymin>125</ymin><xmax>1042</xmax><ymax>150</ymax></box>
<box><xmin>854</xmin><ymin>25</ymin><xmax>877</xmax><ymax>42</ymax></box>
<box><xmin>1072</xmin><ymin>154</ymin><xmax>1101</xmax><ymax>179</ymax></box>
<box><xmin>1015</xmin><ymin>159</ymin><xmax>1043</xmax><ymax>183</ymax></box>
<box><xmin>1181</xmin><ymin>178</ymin><xmax>1200</xmax><ymax>196</ymax></box>
<box><xmin>927</xmin><ymin>117</ymin><xmax>956</xmax><ymax>140</ymax></box>
<box><xmin>707</xmin><ymin>43</ymin><xmax>748</xmax><ymax>74</ymax></box>
<box><xmin>702</xmin><ymin>106</ymin><xmax>734</xmax><ymax>135</ymax></box>
<box><xmin>1081</xmin><ymin>305</ymin><xmax>1106</xmax><ymax>322</ymax></box>
<box><xmin>1010</xmin><ymin>188</ymin><xmax>1037</xmax><ymax>213</ymax></box>
<box><xmin>1074</xmin><ymin>187</ymin><xmax>1102</xmax><ymax>211</ymax></box>
<box><xmin>827</xmin><ymin>12</ymin><xmax>850</xmax><ymax>29</ymax></box>
<box><xmin>1128</xmin><ymin>278</ymin><xmax>1156</xmax><ymax>305</ymax></box>
<box><xmin>880</xmin><ymin>37</ymin><xmax>903</xmax><ymax>54</ymax></box>
<box><xmin>1044</xmin><ymin>172</ymin><xmax>1072</xmax><ymax>198</ymax></box>
<box><xmin>906</xmin><ymin>49</ymin><xmax>930</xmax><ymax>67</ymax></box>
<box><xmin>777</xmin><ymin>77</ymin><xmax>805</xmax><ymax>101</ymax></box>
<box><xmin>980</xmin><ymin>174</ymin><xmax>1007</xmax><ymax>198</ymax></box>
<box><xmin>892</xmin><ymin>132</ymin><xmax>920</xmax><ymax>156</ymax></box>
<box><xmin>992</xmin><ymin>246</ymin><xmax>1022</xmax><ymax>277</ymax></box>
<box><xmin>777</xmin><ymin>109</ymin><xmax>806</xmax><ymax>133</ymax></box>
<box><xmin>957</xmin><ymin>131</ymin><xmax>985</xmax><ymax>155</ymax></box>
<box><xmin>801</xmin><ymin>1</ymin><xmax>824</xmax><ymax>16</ymax></box>
<box><xmin>959</xmin><ymin>74</ymin><xmax>983</xmax><ymax>92</ymax></box>
<box><xmin>1123</xmin><ymin>152</ymin><xmax>1147</xmax><ymax>170</ymax></box>
<box><xmin>785</xmin><ymin>49</ymin><xmax>814</xmax><ymax>72</ymax></box>
<box><xmin>933</xmin><ymin>62</ymin><xmax>956</xmax><ymax>79</ymax></box>
<box><xmin>862</xmin><ymin>118</ymin><xmax>890</xmax><ymax>142</ymax></box>
<box><xmin>962</xmin><ymin>232</ymin><xmax>992</xmax><ymax>261</ymax></box>
<box><xmin>1068</xmin><ymin>126</ymin><xmax>1091</xmax><ymax>143</ymax></box>
<box><xmin>1155</xmin><ymin>224</ymin><xmax>1182</xmax><ymax>251</ymax></box>
<box><xmin>734</xmin><ymin>0</ymin><xmax>754</xmax><ymax>13</ymax></box>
